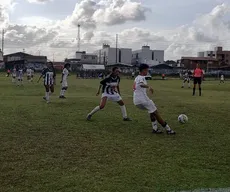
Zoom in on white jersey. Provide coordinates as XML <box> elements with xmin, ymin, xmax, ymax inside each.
<box><xmin>62</xmin><ymin>68</ymin><xmax>69</xmax><ymax>82</ymax></box>
<box><xmin>221</xmin><ymin>75</ymin><xmax>224</xmax><ymax>80</ymax></box>
<box><xmin>133</xmin><ymin>75</ymin><xmax>150</xmax><ymax>105</ymax></box>
<box><xmin>18</xmin><ymin>69</ymin><xmax>23</xmax><ymax>79</ymax></box>
<box><xmin>12</xmin><ymin>68</ymin><xmax>16</xmax><ymax>77</ymax></box>
<box><xmin>27</xmin><ymin>69</ymin><xmax>32</xmax><ymax>76</ymax></box>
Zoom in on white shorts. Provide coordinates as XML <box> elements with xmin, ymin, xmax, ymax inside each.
<box><xmin>135</xmin><ymin>100</ymin><xmax>157</xmax><ymax>114</ymax></box>
<box><xmin>62</xmin><ymin>81</ymin><xmax>68</xmax><ymax>87</ymax></box>
<box><xmin>102</xmin><ymin>93</ymin><xmax>122</xmax><ymax>102</ymax></box>
<box><xmin>184</xmin><ymin>78</ymin><xmax>190</xmax><ymax>82</ymax></box>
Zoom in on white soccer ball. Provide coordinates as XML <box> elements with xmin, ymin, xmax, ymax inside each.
<box><xmin>178</xmin><ymin>114</ymin><xmax>188</xmax><ymax>124</ymax></box>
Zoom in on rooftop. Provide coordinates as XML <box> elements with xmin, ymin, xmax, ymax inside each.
<box><xmin>181</xmin><ymin>57</ymin><xmax>217</xmax><ymax>61</ymax></box>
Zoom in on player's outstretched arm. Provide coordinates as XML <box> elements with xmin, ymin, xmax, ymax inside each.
<box><xmin>37</xmin><ymin>75</ymin><xmax>42</xmax><ymax>83</ymax></box>
<box><xmin>96</xmin><ymin>85</ymin><xmax>102</xmax><ymax>96</ymax></box>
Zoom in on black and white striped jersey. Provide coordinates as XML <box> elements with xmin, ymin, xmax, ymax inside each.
<box><xmin>100</xmin><ymin>75</ymin><xmax>120</xmax><ymax>95</ymax></box>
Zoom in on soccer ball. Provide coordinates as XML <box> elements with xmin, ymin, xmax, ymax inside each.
<box><xmin>178</xmin><ymin>114</ymin><xmax>188</xmax><ymax>124</ymax></box>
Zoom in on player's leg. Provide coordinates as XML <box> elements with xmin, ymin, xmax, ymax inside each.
<box><xmin>60</xmin><ymin>87</ymin><xmax>67</xmax><ymax>98</ymax></box>
<box><xmin>198</xmin><ymin>79</ymin><xmax>202</xmax><ymax>96</ymax></box>
<box><xmin>150</xmin><ymin>113</ymin><xmax>163</xmax><ymax>134</ymax></box>
<box><xmin>44</xmin><ymin>85</ymin><xmax>50</xmax><ymax>102</ymax></box>
<box><xmin>193</xmin><ymin>78</ymin><xmax>197</xmax><ymax>96</ymax></box>
<box><xmin>87</xmin><ymin>97</ymin><xmax>107</xmax><ymax>120</ymax></box>
<box><xmin>153</xmin><ymin>110</ymin><xmax>176</xmax><ymax>135</ymax></box>
<box><xmin>188</xmin><ymin>79</ymin><xmax>191</xmax><ymax>88</ymax></box>
<box><xmin>117</xmin><ymin>99</ymin><xmax>131</xmax><ymax>121</ymax></box>
<box><xmin>60</xmin><ymin>81</ymin><xmax>68</xmax><ymax>98</ymax></box>
<box><xmin>181</xmin><ymin>79</ymin><xmax>186</xmax><ymax>88</ymax></box>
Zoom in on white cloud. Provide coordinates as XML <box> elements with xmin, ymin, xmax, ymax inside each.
<box><xmin>26</xmin><ymin>0</ymin><xmax>53</xmax><ymax>4</ymax></box>
<box><xmin>1</xmin><ymin>1</ymin><xmax>230</xmax><ymax>61</ymax></box>
<box><xmin>69</xmin><ymin>0</ymin><xmax>149</xmax><ymax>29</ymax></box>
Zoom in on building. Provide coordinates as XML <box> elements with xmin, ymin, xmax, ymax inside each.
<box><xmin>4</xmin><ymin>52</ymin><xmax>47</xmax><ymax>71</ymax></box>
<box><xmin>198</xmin><ymin>47</ymin><xmax>230</xmax><ymax>65</ymax></box>
<box><xmin>81</xmin><ymin>54</ymin><xmax>98</xmax><ymax>64</ymax></box>
<box><xmin>95</xmin><ymin>44</ymin><xmax>132</xmax><ymax>65</ymax></box>
<box><xmin>132</xmin><ymin>46</ymin><xmax>164</xmax><ymax>66</ymax></box>
<box><xmin>180</xmin><ymin>57</ymin><xmax>218</xmax><ymax>70</ymax></box>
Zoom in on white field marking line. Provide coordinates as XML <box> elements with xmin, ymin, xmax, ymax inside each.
<box><xmin>178</xmin><ymin>188</ymin><xmax>230</xmax><ymax>192</ymax></box>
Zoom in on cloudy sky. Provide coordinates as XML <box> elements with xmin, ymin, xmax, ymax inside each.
<box><xmin>0</xmin><ymin>0</ymin><xmax>230</xmax><ymax>61</ymax></box>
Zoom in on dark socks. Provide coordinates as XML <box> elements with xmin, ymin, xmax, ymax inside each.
<box><xmin>193</xmin><ymin>88</ymin><xmax>195</xmax><ymax>95</ymax></box>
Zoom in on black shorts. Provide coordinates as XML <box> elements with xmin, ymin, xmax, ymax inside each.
<box><xmin>194</xmin><ymin>77</ymin><xmax>202</xmax><ymax>85</ymax></box>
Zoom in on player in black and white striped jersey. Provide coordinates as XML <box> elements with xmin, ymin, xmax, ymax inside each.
<box><xmin>37</xmin><ymin>62</ymin><xmax>55</xmax><ymax>103</ymax></box>
<box><xmin>87</xmin><ymin>67</ymin><xmax>131</xmax><ymax>121</ymax></box>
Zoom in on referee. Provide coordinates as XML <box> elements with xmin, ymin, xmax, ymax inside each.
<box><xmin>193</xmin><ymin>63</ymin><xmax>204</xmax><ymax>96</ymax></box>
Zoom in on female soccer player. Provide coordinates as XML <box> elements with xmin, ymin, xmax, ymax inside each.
<box><xmin>37</xmin><ymin>62</ymin><xmax>55</xmax><ymax>103</ymax></box>
<box><xmin>219</xmin><ymin>74</ymin><xmax>224</xmax><ymax>84</ymax></box>
<box><xmin>181</xmin><ymin>70</ymin><xmax>191</xmax><ymax>88</ymax></box>
<box><xmin>87</xmin><ymin>67</ymin><xmax>131</xmax><ymax>121</ymax></box>
<box><xmin>17</xmin><ymin>67</ymin><xmax>23</xmax><ymax>86</ymax></box>
<box><xmin>193</xmin><ymin>63</ymin><xmax>203</xmax><ymax>96</ymax></box>
<box><xmin>59</xmin><ymin>63</ymin><xmax>70</xmax><ymax>99</ymax></box>
<box><xmin>11</xmin><ymin>67</ymin><xmax>16</xmax><ymax>83</ymax></box>
<box><xmin>133</xmin><ymin>64</ymin><xmax>175</xmax><ymax>135</ymax></box>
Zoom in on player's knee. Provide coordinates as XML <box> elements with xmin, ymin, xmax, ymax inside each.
<box><xmin>118</xmin><ymin>100</ymin><xmax>124</xmax><ymax>106</ymax></box>
<box><xmin>99</xmin><ymin>105</ymin><xmax>105</xmax><ymax>109</ymax></box>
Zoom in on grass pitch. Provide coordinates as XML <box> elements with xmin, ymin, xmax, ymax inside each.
<box><xmin>0</xmin><ymin>74</ymin><xmax>230</xmax><ymax>192</ymax></box>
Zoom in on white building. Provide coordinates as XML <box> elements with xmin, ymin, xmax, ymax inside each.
<box><xmin>95</xmin><ymin>44</ymin><xmax>132</xmax><ymax>65</ymax></box>
<box><xmin>132</xmin><ymin>46</ymin><xmax>164</xmax><ymax>66</ymax></box>
<box><xmin>74</xmin><ymin>51</ymin><xmax>98</xmax><ymax>64</ymax></box>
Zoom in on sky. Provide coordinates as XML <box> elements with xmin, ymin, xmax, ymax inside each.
<box><xmin>0</xmin><ymin>0</ymin><xmax>230</xmax><ymax>61</ymax></box>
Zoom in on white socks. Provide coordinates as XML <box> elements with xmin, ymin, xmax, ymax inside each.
<box><xmin>120</xmin><ymin>105</ymin><xmax>127</xmax><ymax>118</ymax></box>
<box><xmin>89</xmin><ymin>106</ymin><xmax>100</xmax><ymax>116</ymax></box>
<box><xmin>60</xmin><ymin>89</ymin><xmax>65</xmax><ymax>96</ymax></box>
<box><xmin>46</xmin><ymin>92</ymin><xmax>50</xmax><ymax>102</ymax></box>
<box><xmin>152</xmin><ymin>121</ymin><xmax>158</xmax><ymax>131</ymax></box>
<box><xmin>164</xmin><ymin>124</ymin><xmax>171</xmax><ymax>131</ymax></box>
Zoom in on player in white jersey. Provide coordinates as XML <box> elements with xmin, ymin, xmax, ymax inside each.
<box><xmin>26</xmin><ymin>68</ymin><xmax>32</xmax><ymax>81</ymax></box>
<box><xmin>219</xmin><ymin>74</ymin><xmax>225</xmax><ymax>84</ymax></box>
<box><xmin>181</xmin><ymin>70</ymin><xmax>191</xmax><ymax>88</ymax></box>
<box><xmin>59</xmin><ymin>63</ymin><xmax>70</xmax><ymax>99</ymax></box>
<box><xmin>17</xmin><ymin>67</ymin><xmax>23</xmax><ymax>86</ymax></box>
<box><xmin>11</xmin><ymin>67</ymin><xmax>17</xmax><ymax>83</ymax></box>
<box><xmin>37</xmin><ymin>62</ymin><xmax>55</xmax><ymax>103</ymax></box>
<box><xmin>133</xmin><ymin>64</ymin><xmax>176</xmax><ymax>135</ymax></box>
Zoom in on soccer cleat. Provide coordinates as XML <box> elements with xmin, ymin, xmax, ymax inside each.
<box><xmin>59</xmin><ymin>96</ymin><xmax>66</xmax><ymax>99</ymax></box>
<box><xmin>87</xmin><ymin>114</ymin><xmax>92</xmax><ymax>121</ymax></box>
<box><xmin>166</xmin><ymin>130</ymin><xmax>176</xmax><ymax>135</ymax></box>
<box><xmin>152</xmin><ymin>129</ymin><xmax>163</xmax><ymax>134</ymax></box>
<box><xmin>181</xmin><ymin>86</ymin><xmax>184</xmax><ymax>88</ymax></box>
<box><xmin>43</xmin><ymin>96</ymin><xmax>47</xmax><ymax>101</ymax></box>
<box><xmin>123</xmin><ymin>117</ymin><xmax>132</xmax><ymax>121</ymax></box>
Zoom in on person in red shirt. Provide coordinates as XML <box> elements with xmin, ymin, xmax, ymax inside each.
<box><xmin>193</xmin><ymin>63</ymin><xmax>204</xmax><ymax>96</ymax></box>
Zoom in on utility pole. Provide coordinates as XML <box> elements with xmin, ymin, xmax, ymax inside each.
<box><xmin>77</xmin><ymin>24</ymin><xmax>81</xmax><ymax>51</ymax></box>
<box><xmin>1</xmin><ymin>29</ymin><xmax>5</xmax><ymax>55</ymax></box>
<box><xmin>116</xmin><ymin>34</ymin><xmax>118</xmax><ymax>63</ymax></box>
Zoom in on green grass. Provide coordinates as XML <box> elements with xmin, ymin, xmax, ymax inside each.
<box><xmin>0</xmin><ymin>74</ymin><xmax>230</xmax><ymax>192</ymax></box>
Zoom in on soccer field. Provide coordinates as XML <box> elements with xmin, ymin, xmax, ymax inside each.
<box><xmin>1</xmin><ymin>75</ymin><xmax>230</xmax><ymax>192</ymax></box>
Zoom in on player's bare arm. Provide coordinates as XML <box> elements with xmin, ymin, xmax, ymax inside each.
<box><xmin>117</xmin><ymin>85</ymin><xmax>120</xmax><ymax>95</ymax></box>
<box><xmin>37</xmin><ymin>75</ymin><xmax>43</xmax><ymax>83</ymax></box>
<box><xmin>96</xmin><ymin>84</ymin><xmax>102</xmax><ymax>96</ymax></box>
<box><xmin>140</xmin><ymin>84</ymin><xmax>154</xmax><ymax>94</ymax></box>
<box><xmin>60</xmin><ymin>73</ymin><xmax>64</xmax><ymax>83</ymax></box>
